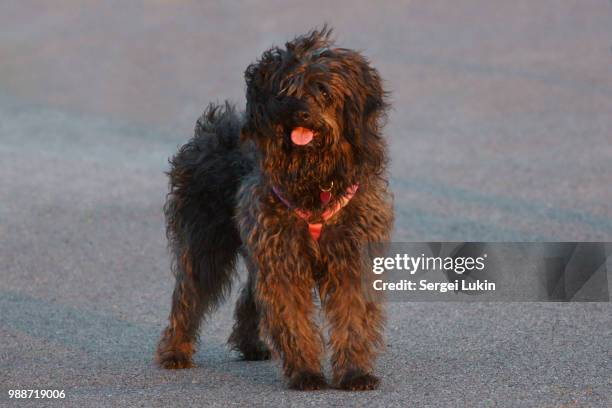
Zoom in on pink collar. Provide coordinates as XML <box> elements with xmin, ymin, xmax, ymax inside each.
<box><xmin>272</xmin><ymin>184</ymin><xmax>359</xmax><ymax>241</ymax></box>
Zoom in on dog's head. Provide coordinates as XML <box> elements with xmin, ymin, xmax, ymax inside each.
<box><xmin>242</xmin><ymin>27</ymin><xmax>388</xmax><ymax>208</ymax></box>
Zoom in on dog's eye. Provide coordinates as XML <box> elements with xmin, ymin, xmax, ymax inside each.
<box><xmin>318</xmin><ymin>85</ymin><xmax>331</xmax><ymax>102</ymax></box>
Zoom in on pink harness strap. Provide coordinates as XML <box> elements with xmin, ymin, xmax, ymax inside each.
<box><xmin>272</xmin><ymin>184</ymin><xmax>359</xmax><ymax>241</ymax></box>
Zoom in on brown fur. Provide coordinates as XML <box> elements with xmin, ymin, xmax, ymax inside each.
<box><xmin>156</xmin><ymin>27</ymin><xmax>393</xmax><ymax>391</ymax></box>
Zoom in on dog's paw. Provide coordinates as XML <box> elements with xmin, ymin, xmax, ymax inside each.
<box><xmin>288</xmin><ymin>372</ymin><xmax>328</xmax><ymax>391</ymax></box>
<box><xmin>337</xmin><ymin>371</ymin><xmax>380</xmax><ymax>391</ymax></box>
<box><xmin>229</xmin><ymin>336</ymin><xmax>272</xmax><ymax>361</ymax></box>
<box><xmin>240</xmin><ymin>344</ymin><xmax>271</xmax><ymax>361</ymax></box>
<box><xmin>156</xmin><ymin>350</ymin><xmax>196</xmax><ymax>369</ymax></box>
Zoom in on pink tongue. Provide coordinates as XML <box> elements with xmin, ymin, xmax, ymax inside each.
<box><xmin>290</xmin><ymin>127</ymin><xmax>314</xmax><ymax>145</ymax></box>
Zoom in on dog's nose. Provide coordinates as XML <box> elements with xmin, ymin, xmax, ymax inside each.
<box><xmin>295</xmin><ymin>111</ymin><xmax>310</xmax><ymax>122</ymax></box>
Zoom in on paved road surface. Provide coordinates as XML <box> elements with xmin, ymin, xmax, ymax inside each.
<box><xmin>1</xmin><ymin>1</ymin><xmax>611</xmax><ymax>406</ymax></box>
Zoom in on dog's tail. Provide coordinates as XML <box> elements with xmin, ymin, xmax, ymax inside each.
<box><xmin>164</xmin><ymin>102</ymin><xmax>251</xmax><ymax>318</ymax></box>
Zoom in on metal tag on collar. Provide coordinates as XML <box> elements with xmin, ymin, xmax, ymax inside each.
<box><xmin>320</xmin><ymin>181</ymin><xmax>333</xmax><ymax>205</ymax></box>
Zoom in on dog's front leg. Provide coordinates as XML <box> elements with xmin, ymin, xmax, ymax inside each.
<box><xmin>319</xmin><ymin>242</ymin><xmax>385</xmax><ymax>391</ymax></box>
<box><xmin>253</xmin><ymin>249</ymin><xmax>326</xmax><ymax>390</ymax></box>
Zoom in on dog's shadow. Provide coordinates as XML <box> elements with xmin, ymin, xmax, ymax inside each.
<box><xmin>192</xmin><ymin>351</ymin><xmax>281</xmax><ymax>388</ymax></box>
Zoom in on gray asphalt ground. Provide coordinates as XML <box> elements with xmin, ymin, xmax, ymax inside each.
<box><xmin>1</xmin><ymin>1</ymin><xmax>611</xmax><ymax>407</ymax></box>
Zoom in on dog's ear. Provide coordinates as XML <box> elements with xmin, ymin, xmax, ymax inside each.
<box><xmin>241</xmin><ymin>61</ymin><xmax>265</xmax><ymax>144</ymax></box>
<box><xmin>342</xmin><ymin>52</ymin><xmax>389</xmax><ymax>175</ymax></box>
<box><xmin>241</xmin><ymin>49</ymin><xmax>282</xmax><ymax>145</ymax></box>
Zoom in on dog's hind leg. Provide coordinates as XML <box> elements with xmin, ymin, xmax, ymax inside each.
<box><xmin>156</xmin><ymin>103</ymin><xmax>245</xmax><ymax>369</ymax></box>
<box><xmin>156</xmin><ymin>250</ymin><xmax>205</xmax><ymax>369</ymax></box>
<box><xmin>228</xmin><ymin>254</ymin><xmax>271</xmax><ymax>360</ymax></box>
<box><xmin>157</xmin><ymin>240</ymin><xmax>240</xmax><ymax>369</ymax></box>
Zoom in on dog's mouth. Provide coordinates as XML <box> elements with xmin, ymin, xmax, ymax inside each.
<box><xmin>290</xmin><ymin>127</ymin><xmax>315</xmax><ymax>146</ymax></box>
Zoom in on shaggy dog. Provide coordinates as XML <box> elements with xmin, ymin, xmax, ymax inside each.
<box><xmin>156</xmin><ymin>27</ymin><xmax>393</xmax><ymax>391</ymax></box>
